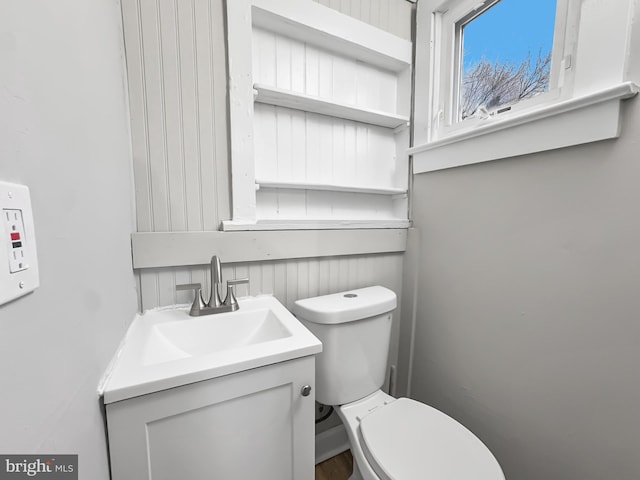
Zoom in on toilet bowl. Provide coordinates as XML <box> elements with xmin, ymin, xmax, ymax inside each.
<box><xmin>293</xmin><ymin>286</ymin><xmax>504</xmax><ymax>480</ymax></box>
<box><xmin>337</xmin><ymin>390</ymin><xmax>504</xmax><ymax>480</ymax></box>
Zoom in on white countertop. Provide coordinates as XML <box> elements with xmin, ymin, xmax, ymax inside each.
<box><xmin>101</xmin><ymin>295</ymin><xmax>322</xmax><ymax>404</ymax></box>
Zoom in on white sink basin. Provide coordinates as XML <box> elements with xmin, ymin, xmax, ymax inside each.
<box><xmin>101</xmin><ymin>295</ymin><xmax>321</xmax><ymax>404</ymax></box>
<box><xmin>142</xmin><ymin>307</ymin><xmax>293</xmax><ymax>365</ymax></box>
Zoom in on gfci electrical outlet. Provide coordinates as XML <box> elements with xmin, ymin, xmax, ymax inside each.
<box><xmin>0</xmin><ymin>181</ymin><xmax>39</xmax><ymax>306</ymax></box>
<box><xmin>4</xmin><ymin>209</ymin><xmax>28</xmax><ymax>273</ymax></box>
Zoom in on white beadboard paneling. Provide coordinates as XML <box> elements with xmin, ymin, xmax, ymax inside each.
<box><xmin>123</xmin><ymin>0</ymin><xmax>230</xmax><ymax>233</ymax></box>
<box><xmin>253</xmin><ymin>104</ymin><xmax>277</xmax><ymax>180</ymax></box>
<box><xmin>140</xmin><ymin>0</ymin><xmax>171</xmax><ymax>232</ymax></box>
<box><xmin>122</xmin><ymin>0</ymin><xmax>153</xmax><ymax>232</ymax></box>
<box><xmin>140</xmin><ymin>265</ymin><xmax>211</xmax><ymax>311</ymax></box>
<box><xmin>255</xmin><ymin>188</ymin><xmax>279</xmax><ymax>219</ymax></box>
<box><xmin>291</xmin><ymin>111</ymin><xmax>307</xmax><ymax>180</ymax></box>
<box><xmin>138</xmin><ymin>253</ymin><xmax>403</xmax><ymax>311</ymax></box>
<box><xmin>312</xmin><ymin>0</ymin><xmax>412</xmax><ymax>41</ymax></box>
<box><xmin>276</xmin><ymin>107</ymin><xmax>294</xmax><ymax>180</ymax></box>
<box><xmin>253</xmin><ymin>28</ymin><xmax>276</xmax><ymax>86</ymax></box>
<box><xmin>123</xmin><ymin>0</ymin><xmax>413</xmax><ymax>320</ymax></box>
<box><xmin>177</xmin><ymin>0</ymin><xmax>202</xmax><ymax>231</ymax></box>
<box><xmin>255</xmin><ymin>189</ymin><xmax>403</xmax><ymax>221</ymax></box>
<box><xmin>253</xmin><ymin>105</ymin><xmax>397</xmax><ymax>187</ymax></box>
<box><xmin>275</xmin><ymin>33</ymin><xmax>292</xmax><ymax>90</ymax></box>
<box><xmin>253</xmin><ymin>29</ymin><xmax>400</xmax><ymax>114</ymax></box>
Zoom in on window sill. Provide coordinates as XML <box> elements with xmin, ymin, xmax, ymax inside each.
<box><xmin>409</xmin><ymin>82</ymin><xmax>639</xmax><ymax>173</ymax></box>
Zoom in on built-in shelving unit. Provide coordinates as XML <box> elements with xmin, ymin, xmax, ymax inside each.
<box><xmin>225</xmin><ymin>0</ymin><xmax>412</xmax><ymax>230</ymax></box>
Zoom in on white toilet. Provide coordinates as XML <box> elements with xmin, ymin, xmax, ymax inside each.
<box><xmin>293</xmin><ymin>286</ymin><xmax>505</xmax><ymax>480</ymax></box>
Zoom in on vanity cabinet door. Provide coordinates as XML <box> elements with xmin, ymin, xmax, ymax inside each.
<box><xmin>106</xmin><ymin>356</ymin><xmax>315</xmax><ymax>480</ymax></box>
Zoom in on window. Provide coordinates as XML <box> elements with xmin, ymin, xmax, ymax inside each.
<box><xmin>431</xmin><ymin>0</ymin><xmax>571</xmax><ymax>138</ymax></box>
<box><xmin>410</xmin><ymin>0</ymin><xmax>639</xmax><ymax>172</ymax></box>
<box><xmin>457</xmin><ymin>0</ymin><xmax>558</xmax><ymax>121</ymax></box>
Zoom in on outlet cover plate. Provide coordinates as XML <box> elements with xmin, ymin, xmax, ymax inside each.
<box><xmin>0</xmin><ymin>181</ymin><xmax>39</xmax><ymax>306</ymax></box>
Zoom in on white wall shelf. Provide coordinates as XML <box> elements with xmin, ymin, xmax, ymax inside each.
<box><xmin>251</xmin><ymin>0</ymin><xmax>412</xmax><ymax>72</ymax></box>
<box><xmin>254</xmin><ymin>84</ymin><xmax>409</xmax><ymax>129</ymax></box>
<box><xmin>222</xmin><ymin>220</ymin><xmax>411</xmax><ymax>231</ymax></box>
<box><xmin>255</xmin><ymin>178</ymin><xmax>407</xmax><ymax>196</ymax></box>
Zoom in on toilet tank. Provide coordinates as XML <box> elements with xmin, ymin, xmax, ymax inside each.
<box><xmin>292</xmin><ymin>286</ymin><xmax>397</xmax><ymax>406</ymax></box>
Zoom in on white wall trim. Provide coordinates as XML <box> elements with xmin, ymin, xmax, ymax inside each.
<box><xmin>315</xmin><ymin>425</ymin><xmax>350</xmax><ymax>465</ymax></box>
<box><xmin>226</xmin><ymin>0</ymin><xmax>258</xmax><ymax>223</ymax></box>
<box><xmin>131</xmin><ymin>229</ymin><xmax>408</xmax><ymax>269</ymax></box>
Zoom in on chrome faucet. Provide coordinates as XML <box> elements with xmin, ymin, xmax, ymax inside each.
<box><xmin>209</xmin><ymin>255</ymin><xmax>223</xmax><ymax>308</ymax></box>
<box><xmin>176</xmin><ymin>255</ymin><xmax>249</xmax><ymax>316</ymax></box>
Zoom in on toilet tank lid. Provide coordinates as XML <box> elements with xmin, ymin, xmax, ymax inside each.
<box><xmin>292</xmin><ymin>286</ymin><xmax>397</xmax><ymax>324</ymax></box>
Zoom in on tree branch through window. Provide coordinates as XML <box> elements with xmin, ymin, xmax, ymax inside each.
<box><xmin>461</xmin><ymin>50</ymin><xmax>551</xmax><ymax>119</ymax></box>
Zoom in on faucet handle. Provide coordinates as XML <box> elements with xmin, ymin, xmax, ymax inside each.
<box><xmin>223</xmin><ymin>278</ymin><xmax>249</xmax><ymax>310</ymax></box>
<box><xmin>176</xmin><ymin>283</ymin><xmax>206</xmax><ymax>316</ymax></box>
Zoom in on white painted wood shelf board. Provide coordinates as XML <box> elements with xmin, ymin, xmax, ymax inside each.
<box><xmin>222</xmin><ymin>219</ymin><xmax>411</xmax><ymax>231</ymax></box>
<box><xmin>131</xmin><ymin>228</ymin><xmax>408</xmax><ymax>268</ymax></box>
<box><xmin>251</xmin><ymin>0</ymin><xmax>412</xmax><ymax>72</ymax></box>
<box><xmin>253</xmin><ymin>84</ymin><xmax>409</xmax><ymax>129</ymax></box>
<box><xmin>255</xmin><ymin>179</ymin><xmax>407</xmax><ymax>195</ymax></box>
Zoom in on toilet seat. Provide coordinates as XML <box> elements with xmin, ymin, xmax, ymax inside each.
<box><xmin>359</xmin><ymin>398</ymin><xmax>504</xmax><ymax>480</ymax></box>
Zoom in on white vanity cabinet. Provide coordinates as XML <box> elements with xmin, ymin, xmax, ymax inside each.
<box><xmin>106</xmin><ymin>356</ymin><xmax>315</xmax><ymax>480</ymax></box>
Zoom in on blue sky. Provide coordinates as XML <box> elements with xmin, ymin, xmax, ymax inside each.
<box><xmin>463</xmin><ymin>0</ymin><xmax>557</xmax><ymax>71</ymax></box>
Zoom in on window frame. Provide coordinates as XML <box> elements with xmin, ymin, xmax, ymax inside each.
<box><xmin>433</xmin><ymin>0</ymin><xmax>573</xmax><ymax>137</ymax></box>
<box><xmin>454</xmin><ymin>0</ymin><xmax>566</xmax><ymax>123</ymax></box>
<box><xmin>411</xmin><ymin>0</ymin><xmax>639</xmax><ymax>173</ymax></box>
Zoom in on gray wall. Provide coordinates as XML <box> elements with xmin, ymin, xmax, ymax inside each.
<box><xmin>0</xmin><ymin>1</ymin><xmax>138</xmax><ymax>478</ymax></box>
<box><xmin>409</xmin><ymin>20</ymin><xmax>640</xmax><ymax>480</ymax></box>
